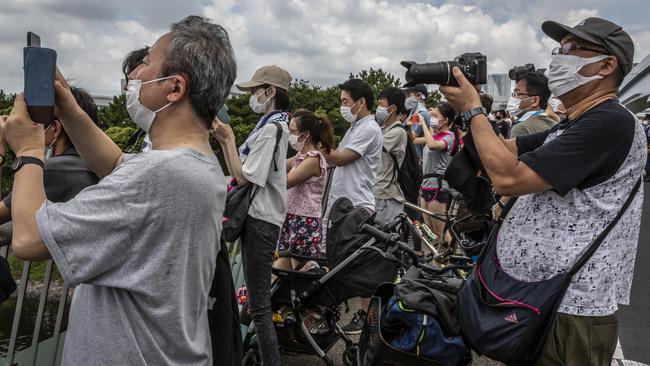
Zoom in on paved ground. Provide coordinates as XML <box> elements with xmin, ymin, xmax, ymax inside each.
<box><xmin>618</xmin><ymin>181</ymin><xmax>650</xmax><ymax>363</ymax></box>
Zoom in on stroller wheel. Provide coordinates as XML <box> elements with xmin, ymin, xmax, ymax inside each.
<box><xmin>342</xmin><ymin>345</ymin><xmax>358</xmax><ymax>366</ymax></box>
<box><xmin>242</xmin><ymin>347</ymin><xmax>260</xmax><ymax>366</ymax></box>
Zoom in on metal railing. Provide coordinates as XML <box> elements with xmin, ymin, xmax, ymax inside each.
<box><xmin>0</xmin><ymin>228</ymin><xmax>71</xmax><ymax>366</ymax></box>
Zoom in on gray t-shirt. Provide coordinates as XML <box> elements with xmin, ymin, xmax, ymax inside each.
<box><xmin>422</xmin><ymin>130</ymin><xmax>455</xmax><ymax>176</ymax></box>
<box><xmin>373</xmin><ymin>121</ymin><xmax>407</xmax><ymax>201</ymax></box>
<box><xmin>36</xmin><ymin>148</ymin><xmax>226</xmax><ymax>365</ymax></box>
<box><xmin>3</xmin><ymin>147</ymin><xmax>99</xmax><ymax>208</ymax></box>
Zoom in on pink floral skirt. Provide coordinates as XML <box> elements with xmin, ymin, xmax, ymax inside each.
<box><xmin>278</xmin><ymin>213</ymin><xmax>325</xmax><ymax>258</ymax></box>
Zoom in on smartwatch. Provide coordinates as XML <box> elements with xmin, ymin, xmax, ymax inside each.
<box><xmin>12</xmin><ymin>156</ymin><xmax>44</xmax><ymax>172</ymax></box>
<box><xmin>460</xmin><ymin>107</ymin><xmax>487</xmax><ymax>127</ymax></box>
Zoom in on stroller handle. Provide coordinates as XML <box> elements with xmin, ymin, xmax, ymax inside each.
<box><xmin>361</xmin><ymin>223</ymin><xmax>420</xmax><ymax>262</ymax></box>
<box><xmin>361</xmin><ymin>223</ymin><xmax>401</xmax><ymax>244</ymax></box>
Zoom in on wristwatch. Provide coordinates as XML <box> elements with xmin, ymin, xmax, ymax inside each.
<box><xmin>12</xmin><ymin>156</ymin><xmax>44</xmax><ymax>172</ymax></box>
<box><xmin>460</xmin><ymin>107</ymin><xmax>487</xmax><ymax>128</ymax></box>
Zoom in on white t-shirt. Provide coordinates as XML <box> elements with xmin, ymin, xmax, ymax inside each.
<box><xmin>326</xmin><ymin>115</ymin><xmax>382</xmax><ymax>215</ymax></box>
<box><xmin>242</xmin><ymin>121</ymin><xmax>289</xmax><ymax>227</ymax></box>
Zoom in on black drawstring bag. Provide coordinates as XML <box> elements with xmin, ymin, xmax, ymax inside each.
<box><xmin>0</xmin><ymin>255</ymin><xmax>17</xmax><ymax>304</ymax></box>
<box><xmin>221</xmin><ymin>122</ymin><xmax>282</xmax><ymax>242</ymax></box>
<box><xmin>458</xmin><ymin>178</ymin><xmax>641</xmax><ymax>364</ymax></box>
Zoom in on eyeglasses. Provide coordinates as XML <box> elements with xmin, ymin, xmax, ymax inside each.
<box><xmin>511</xmin><ymin>92</ymin><xmax>530</xmax><ymax>98</ymax></box>
<box><xmin>552</xmin><ymin>42</ymin><xmax>610</xmax><ymax>56</ymax></box>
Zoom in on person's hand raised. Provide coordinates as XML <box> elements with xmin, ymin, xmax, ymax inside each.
<box><xmin>0</xmin><ymin>116</ymin><xmax>8</xmax><ymax>156</ymax></box>
<box><xmin>439</xmin><ymin>67</ymin><xmax>482</xmax><ymax>113</ymax></box>
<box><xmin>0</xmin><ymin>94</ymin><xmax>44</xmax><ymax>157</ymax></box>
<box><xmin>211</xmin><ymin>117</ymin><xmax>235</xmax><ymax>145</ymax></box>
<box><xmin>53</xmin><ymin>67</ymin><xmax>80</xmax><ymax>121</ymax></box>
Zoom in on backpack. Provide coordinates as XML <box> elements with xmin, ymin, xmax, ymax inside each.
<box><xmin>384</xmin><ymin>124</ymin><xmax>422</xmax><ymax>204</ymax></box>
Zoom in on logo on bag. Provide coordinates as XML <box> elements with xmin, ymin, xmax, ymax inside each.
<box><xmin>504</xmin><ymin>313</ymin><xmax>519</xmax><ymax>324</ymax></box>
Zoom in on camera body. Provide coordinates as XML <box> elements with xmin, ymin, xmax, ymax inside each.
<box><xmin>508</xmin><ymin>63</ymin><xmax>535</xmax><ymax>80</ymax></box>
<box><xmin>401</xmin><ymin>52</ymin><xmax>487</xmax><ymax>87</ymax></box>
<box><xmin>508</xmin><ymin>63</ymin><xmax>546</xmax><ymax>80</ymax></box>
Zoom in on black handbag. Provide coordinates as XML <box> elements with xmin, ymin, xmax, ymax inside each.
<box><xmin>221</xmin><ymin>121</ymin><xmax>283</xmax><ymax>242</ymax></box>
<box><xmin>458</xmin><ymin>177</ymin><xmax>641</xmax><ymax>364</ymax></box>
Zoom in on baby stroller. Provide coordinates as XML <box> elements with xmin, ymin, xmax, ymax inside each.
<box><xmin>240</xmin><ymin>197</ymin><xmax>414</xmax><ymax>366</ymax></box>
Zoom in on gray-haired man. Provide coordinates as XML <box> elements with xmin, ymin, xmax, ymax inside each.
<box><xmin>3</xmin><ymin>16</ymin><xmax>236</xmax><ymax>365</ymax></box>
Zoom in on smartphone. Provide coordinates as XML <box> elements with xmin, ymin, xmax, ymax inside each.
<box><xmin>23</xmin><ymin>31</ymin><xmax>56</xmax><ymax>124</ymax></box>
<box><xmin>27</xmin><ymin>31</ymin><xmax>41</xmax><ymax>47</ymax></box>
<box><xmin>216</xmin><ymin>104</ymin><xmax>230</xmax><ymax>124</ymax></box>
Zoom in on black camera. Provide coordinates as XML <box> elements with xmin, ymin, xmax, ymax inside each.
<box><xmin>508</xmin><ymin>63</ymin><xmax>546</xmax><ymax>80</ymax></box>
<box><xmin>401</xmin><ymin>52</ymin><xmax>487</xmax><ymax>87</ymax></box>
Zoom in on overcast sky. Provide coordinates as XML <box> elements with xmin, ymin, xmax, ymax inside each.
<box><xmin>0</xmin><ymin>0</ymin><xmax>648</xmax><ymax>96</ymax></box>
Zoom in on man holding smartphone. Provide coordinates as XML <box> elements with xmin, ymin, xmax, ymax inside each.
<box><xmin>2</xmin><ymin>15</ymin><xmax>236</xmax><ymax>365</ymax></box>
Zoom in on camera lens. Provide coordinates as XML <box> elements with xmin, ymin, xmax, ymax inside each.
<box><xmin>406</xmin><ymin>61</ymin><xmax>461</xmax><ymax>86</ymax></box>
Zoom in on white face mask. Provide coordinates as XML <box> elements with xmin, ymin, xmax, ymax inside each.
<box><xmin>126</xmin><ymin>76</ymin><xmax>174</xmax><ymax>133</ymax></box>
<box><xmin>430</xmin><ymin>117</ymin><xmax>440</xmax><ymax>129</ymax></box>
<box><xmin>340</xmin><ymin>100</ymin><xmax>360</xmax><ymax>123</ymax></box>
<box><xmin>546</xmin><ymin>54</ymin><xmax>610</xmax><ymax>97</ymax></box>
<box><xmin>249</xmin><ymin>87</ymin><xmax>271</xmax><ymax>114</ymax></box>
<box><xmin>375</xmin><ymin>106</ymin><xmax>392</xmax><ymax>125</ymax></box>
<box><xmin>506</xmin><ymin>96</ymin><xmax>533</xmax><ymax>118</ymax></box>
<box><xmin>405</xmin><ymin>96</ymin><xmax>419</xmax><ymax>110</ymax></box>
<box><xmin>288</xmin><ymin>132</ymin><xmax>305</xmax><ymax>151</ymax></box>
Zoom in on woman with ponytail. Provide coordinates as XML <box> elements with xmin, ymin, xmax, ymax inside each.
<box><xmin>277</xmin><ymin>109</ymin><xmax>335</xmax><ymax>260</ymax></box>
<box><xmin>413</xmin><ymin>102</ymin><xmax>458</xmax><ymax>242</ymax></box>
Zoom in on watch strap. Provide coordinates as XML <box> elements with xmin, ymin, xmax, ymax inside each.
<box><xmin>13</xmin><ymin>156</ymin><xmax>44</xmax><ymax>172</ymax></box>
<box><xmin>461</xmin><ymin>107</ymin><xmax>487</xmax><ymax>123</ymax></box>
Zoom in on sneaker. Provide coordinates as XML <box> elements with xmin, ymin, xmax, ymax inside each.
<box><xmin>341</xmin><ymin>310</ymin><xmax>366</xmax><ymax>335</ymax></box>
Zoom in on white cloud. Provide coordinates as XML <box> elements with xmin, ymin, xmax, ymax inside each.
<box><xmin>0</xmin><ymin>0</ymin><xmax>647</xmax><ymax>97</ymax></box>
<box><xmin>57</xmin><ymin>32</ymin><xmax>84</xmax><ymax>49</ymax></box>
<box><xmin>566</xmin><ymin>8</ymin><xmax>600</xmax><ymax>26</ymax></box>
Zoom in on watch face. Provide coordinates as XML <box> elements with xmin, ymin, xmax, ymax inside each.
<box><xmin>11</xmin><ymin>157</ymin><xmax>20</xmax><ymax>170</ymax></box>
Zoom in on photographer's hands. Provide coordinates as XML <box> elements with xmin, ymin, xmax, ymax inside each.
<box><xmin>0</xmin><ymin>94</ymin><xmax>44</xmax><ymax>159</ymax></box>
<box><xmin>211</xmin><ymin>117</ymin><xmax>248</xmax><ymax>185</ymax></box>
<box><xmin>53</xmin><ymin>67</ymin><xmax>81</xmax><ymax>121</ymax></box>
<box><xmin>0</xmin><ymin>97</ymin><xmax>49</xmax><ymax>261</ymax></box>
<box><xmin>439</xmin><ymin>67</ymin><xmax>481</xmax><ymax>112</ymax></box>
<box><xmin>211</xmin><ymin>117</ymin><xmax>235</xmax><ymax>145</ymax></box>
<box><xmin>52</xmin><ymin>67</ymin><xmax>123</xmax><ymax>178</ymax></box>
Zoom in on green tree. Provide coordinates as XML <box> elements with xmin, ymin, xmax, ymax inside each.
<box><xmin>0</xmin><ymin>90</ymin><xmax>16</xmax><ymax>116</ymax></box>
<box><xmin>98</xmin><ymin>94</ymin><xmax>136</xmax><ymax>129</ymax></box>
<box><xmin>349</xmin><ymin>68</ymin><xmax>402</xmax><ymax>97</ymax></box>
<box><xmin>425</xmin><ymin>90</ymin><xmax>443</xmax><ymax>108</ymax></box>
<box><xmin>105</xmin><ymin>126</ymin><xmax>139</xmax><ymax>150</ymax></box>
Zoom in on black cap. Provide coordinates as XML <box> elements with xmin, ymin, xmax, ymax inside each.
<box><xmin>542</xmin><ymin>17</ymin><xmax>634</xmax><ymax>76</ymax></box>
<box><xmin>402</xmin><ymin>84</ymin><xmax>428</xmax><ymax>97</ymax></box>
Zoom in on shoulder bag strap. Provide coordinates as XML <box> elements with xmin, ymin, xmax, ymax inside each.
<box><xmin>270</xmin><ymin>121</ymin><xmax>283</xmax><ymax>172</ymax></box>
<box><xmin>569</xmin><ymin>177</ymin><xmax>642</xmax><ymax>276</ymax></box>
<box><xmin>497</xmin><ymin>196</ymin><xmax>518</xmax><ymax>223</ymax></box>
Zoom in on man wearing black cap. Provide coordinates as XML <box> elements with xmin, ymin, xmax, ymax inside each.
<box><xmin>440</xmin><ymin>17</ymin><xmax>645</xmax><ymax>365</ymax></box>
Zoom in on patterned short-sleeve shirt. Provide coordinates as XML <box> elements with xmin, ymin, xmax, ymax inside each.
<box><xmin>498</xmin><ymin>100</ymin><xmax>646</xmax><ymax>316</ymax></box>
